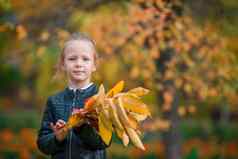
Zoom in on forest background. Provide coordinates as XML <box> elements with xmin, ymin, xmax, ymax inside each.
<box><xmin>0</xmin><ymin>0</ymin><xmax>238</xmax><ymax>159</ymax></box>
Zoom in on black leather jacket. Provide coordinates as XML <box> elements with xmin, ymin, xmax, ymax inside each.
<box><xmin>37</xmin><ymin>84</ymin><xmax>109</xmax><ymax>159</ymax></box>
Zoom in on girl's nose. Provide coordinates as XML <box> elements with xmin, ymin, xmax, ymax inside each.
<box><xmin>75</xmin><ymin>60</ymin><xmax>83</xmax><ymax>67</ymax></box>
<box><xmin>75</xmin><ymin>63</ymin><xmax>81</xmax><ymax>68</ymax></box>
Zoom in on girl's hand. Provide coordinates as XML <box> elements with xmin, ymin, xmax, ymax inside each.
<box><xmin>50</xmin><ymin>119</ymin><xmax>68</xmax><ymax>142</ymax></box>
<box><xmin>72</xmin><ymin>108</ymin><xmax>88</xmax><ymax>132</ymax></box>
<box><xmin>72</xmin><ymin>108</ymin><xmax>87</xmax><ymax>116</ymax></box>
<box><xmin>73</xmin><ymin>108</ymin><xmax>98</xmax><ymax>130</ymax></box>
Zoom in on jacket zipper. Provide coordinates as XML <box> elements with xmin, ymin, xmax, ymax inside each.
<box><xmin>69</xmin><ymin>92</ymin><xmax>76</xmax><ymax>159</ymax></box>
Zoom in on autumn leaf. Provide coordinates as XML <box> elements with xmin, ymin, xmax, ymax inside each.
<box><xmin>84</xmin><ymin>96</ymin><xmax>97</xmax><ymax>110</ymax></box>
<box><xmin>106</xmin><ymin>80</ymin><xmax>124</xmax><ymax>97</ymax></box>
<box><xmin>120</xmin><ymin>94</ymin><xmax>151</xmax><ymax>116</ymax></box>
<box><xmin>128</xmin><ymin>87</ymin><xmax>150</xmax><ymax>97</ymax></box>
<box><xmin>66</xmin><ymin>114</ymin><xmax>84</xmax><ymax>129</ymax></box>
<box><xmin>98</xmin><ymin>112</ymin><xmax>112</xmax><ymax>145</ymax></box>
<box><xmin>65</xmin><ymin>82</ymin><xmax>150</xmax><ymax>150</ymax></box>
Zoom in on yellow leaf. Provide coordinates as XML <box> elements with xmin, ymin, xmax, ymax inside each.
<box><xmin>117</xmin><ymin>97</ymin><xmax>136</xmax><ymax>128</ymax></box>
<box><xmin>122</xmin><ymin>131</ymin><xmax>129</xmax><ymax>146</ymax></box>
<box><xmin>129</xmin><ymin>112</ymin><xmax>147</xmax><ymax>121</ymax></box>
<box><xmin>97</xmin><ymin>84</ymin><xmax>105</xmax><ymax>105</ymax></box>
<box><xmin>107</xmin><ymin>99</ymin><xmax>124</xmax><ymax>130</ymax></box>
<box><xmin>106</xmin><ymin>80</ymin><xmax>124</xmax><ymax>97</ymax></box>
<box><xmin>121</xmin><ymin>94</ymin><xmax>151</xmax><ymax>116</ymax></box>
<box><xmin>128</xmin><ymin>114</ymin><xmax>139</xmax><ymax>129</ymax></box>
<box><xmin>125</xmin><ymin>126</ymin><xmax>145</xmax><ymax>150</ymax></box>
<box><xmin>128</xmin><ymin>87</ymin><xmax>149</xmax><ymax>97</ymax></box>
<box><xmin>115</xmin><ymin>127</ymin><xmax>124</xmax><ymax>139</ymax></box>
<box><xmin>98</xmin><ymin>112</ymin><xmax>112</xmax><ymax>145</ymax></box>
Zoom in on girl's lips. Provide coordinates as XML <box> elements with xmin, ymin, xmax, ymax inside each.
<box><xmin>72</xmin><ymin>71</ymin><xmax>86</xmax><ymax>76</ymax></box>
<box><xmin>73</xmin><ymin>71</ymin><xmax>85</xmax><ymax>74</ymax></box>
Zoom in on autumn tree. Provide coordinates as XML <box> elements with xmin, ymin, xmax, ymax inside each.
<box><xmin>81</xmin><ymin>0</ymin><xmax>238</xmax><ymax>158</ymax></box>
<box><xmin>124</xmin><ymin>0</ymin><xmax>237</xmax><ymax>158</ymax></box>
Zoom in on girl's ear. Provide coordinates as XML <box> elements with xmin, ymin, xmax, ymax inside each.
<box><xmin>61</xmin><ymin>63</ymin><xmax>66</xmax><ymax>71</ymax></box>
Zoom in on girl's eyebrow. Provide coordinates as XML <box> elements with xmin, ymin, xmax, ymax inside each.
<box><xmin>81</xmin><ymin>53</ymin><xmax>90</xmax><ymax>57</ymax></box>
<box><xmin>67</xmin><ymin>54</ymin><xmax>77</xmax><ymax>57</ymax></box>
<box><xmin>66</xmin><ymin>51</ymin><xmax>78</xmax><ymax>55</ymax></box>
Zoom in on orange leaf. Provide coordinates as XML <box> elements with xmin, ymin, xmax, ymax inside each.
<box><xmin>84</xmin><ymin>96</ymin><xmax>97</xmax><ymax>110</ymax></box>
<box><xmin>66</xmin><ymin>114</ymin><xmax>83</xmax><ymax>129</ymax></box>
<box><xmin>106</xmin><ymin>80</ymin><xmax>124</xmax><ymax>97</ymax></box>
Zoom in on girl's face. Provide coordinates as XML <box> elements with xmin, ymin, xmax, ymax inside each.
<box><xmin>63</xmin><ymin>40</ymin><xmax>96</xmax><ymax>85</ymax></box>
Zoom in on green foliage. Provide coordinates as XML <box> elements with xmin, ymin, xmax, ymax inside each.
<box><xmin>0</xmin><ymin>64</ymin><xmax>23</xmax><ymax>93</ymax></box>
<box><xmin>0</xmin><ymin>0</ymin><xmax>11</xmax><ymax>11</ymax></box>
<box><xmin>0</xmin><ymin>109</ymin><xmax>40</xmax><ymax>131</ymax></box>
<box><xmin>184</xmin><ymin>148</ymin><xmax>199</xmax><ymax>159</ymax></box>
<box><xmin>0</xmin><ymin>150</ymin><xmax>18</xmax><ymax>159</ymax></box>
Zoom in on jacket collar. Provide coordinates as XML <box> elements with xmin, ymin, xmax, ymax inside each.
<box><xmin>64</xmin><ymin>83</ymin><xmax>97</xmax><ymax>100</ymax></box>
<box><xmin>68</xmin><ymin>82</ymin><xmax>94</xmax><ymax>92</ymax></box>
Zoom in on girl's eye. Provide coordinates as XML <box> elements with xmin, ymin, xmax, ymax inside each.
<box><xmin>83</xmin><ymin>57</ymin><xmax>90</xmax><ymax>61</ymax></box>
<box><xmin>68</xmin><ymin>57</ymin><xmax>76</xmax><ymax>61</ymax></box>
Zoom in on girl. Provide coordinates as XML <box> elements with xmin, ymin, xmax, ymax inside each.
<box><xmin>37</xmin><ymin>33</ymin><xmax>110</xmax><ymax>159</ymax></box>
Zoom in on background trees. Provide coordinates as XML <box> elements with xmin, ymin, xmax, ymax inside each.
<box><xmin>0</xmin><ymin>0</ymin><xmax>238</xmax><ymax>158</ymax></box>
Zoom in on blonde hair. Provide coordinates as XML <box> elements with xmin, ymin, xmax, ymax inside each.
<box><xmin>53</xmin><ymin>32</ymin><xmax>98</xmax><ymax>80</ymax></box>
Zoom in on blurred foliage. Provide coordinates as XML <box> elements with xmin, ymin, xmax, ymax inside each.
<box><xmin>184</xmin><ymin>0</ymin><xmax>238</xmax><ymax>37</ymax></box>
<box><xmin>0</xmin><ymin>0</ymin><xmax>238</xmax><ymax>158</ymax></box>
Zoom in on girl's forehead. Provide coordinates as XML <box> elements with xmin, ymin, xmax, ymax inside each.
<box><xmin>64</xmin><ymin>40</ymin><xmax>95</xmax><ymax>54</ymax></box>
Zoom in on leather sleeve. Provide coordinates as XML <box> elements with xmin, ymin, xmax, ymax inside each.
<box><xmin>36</xmin><ymin>97</ymin><xmax>66</xmax><ymax>155</ymax></box>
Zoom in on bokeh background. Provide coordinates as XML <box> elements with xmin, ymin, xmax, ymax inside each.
<box><xmin>1</xmin><ymin>0</ymin><xmax>238</xmax><ymax>159</ymax></box>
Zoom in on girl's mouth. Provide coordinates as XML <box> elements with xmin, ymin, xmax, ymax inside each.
<box><xmin>73</xmin><ymin>71</ymin><xmax>85</xmax><ymax>74</ymax></box>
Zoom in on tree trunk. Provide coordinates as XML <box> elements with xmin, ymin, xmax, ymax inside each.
<box><xmin>162</xmin><ymin>87</ymin><xmax>182</xmax><ymax>159</ymax></box>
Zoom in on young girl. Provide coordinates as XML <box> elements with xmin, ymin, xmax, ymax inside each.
<box><xmin>37</xmin><ymin>33</ymin><xmax>110</xmax><ymax>159</ymax></box>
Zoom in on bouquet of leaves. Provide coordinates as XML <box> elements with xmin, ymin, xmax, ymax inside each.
<box><xmin>63</xmin><ymin>81</ymin><xmax>151</xmax><ymax>150</ymax></box>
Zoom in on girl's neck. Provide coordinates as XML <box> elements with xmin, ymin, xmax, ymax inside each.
<box><xmin>68</xmin><ymin>79</ymin><xmax>92</xmax><ymax>90</ymax></box>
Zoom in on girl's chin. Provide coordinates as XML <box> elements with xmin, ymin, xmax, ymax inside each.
<box><xmin>70</xmin><ymin>76</ymin><xmax>88</xmax><ymax>82</ymax></box>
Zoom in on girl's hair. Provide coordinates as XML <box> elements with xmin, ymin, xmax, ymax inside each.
<box><xmin>53</xmin><ymin>32</ymin><xmax>98</xmax><ymax>80</ymax></box>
